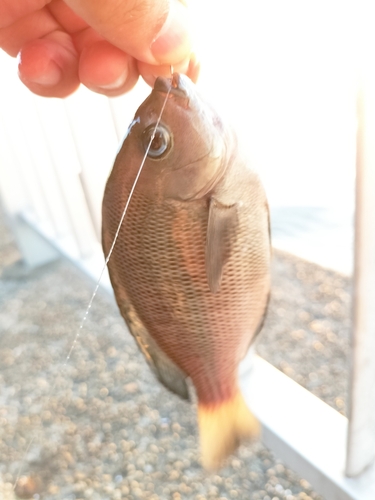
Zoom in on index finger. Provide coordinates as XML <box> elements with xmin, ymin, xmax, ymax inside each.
<box><xmin>63</xmin><ymin>0</ymin><xmax>193</xmax><ymax>66</ymax></box>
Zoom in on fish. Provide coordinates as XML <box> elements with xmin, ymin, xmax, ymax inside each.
<box><xmin>101</xmin><ymin>73</ymin><xmax>271</xmax><ymax>470</ymax></box>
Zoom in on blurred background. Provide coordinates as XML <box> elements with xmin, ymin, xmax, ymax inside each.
<box><xmin>0</xmin><ymin>0</ymin><xmax>362</xmax><ymax>499</ymax></box>
<box><xmin>0</xmin><ymin>0</ymin><xmax>358</xmax><ymax>276</ymax></box>
<box><xmin>185</xmin><ymin>0</ymin><xmax>356</xmax><ymax>275</ymax></box>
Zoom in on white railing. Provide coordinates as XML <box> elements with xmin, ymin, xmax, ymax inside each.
<box><xmin>0</xmin><ymin>51</ymin><xmax>149</xmax><ymax>280</ymax></box>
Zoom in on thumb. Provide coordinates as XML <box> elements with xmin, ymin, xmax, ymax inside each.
<box><xmin>64</xmin><ymin>0</ymin><xmax>192</xmax><ymax>65</ymax></box>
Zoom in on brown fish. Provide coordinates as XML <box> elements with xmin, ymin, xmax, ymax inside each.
<box><xmin>102</xmin><ymin>73</ymin><xmax>271</xmax><ymax>469</ymax></box>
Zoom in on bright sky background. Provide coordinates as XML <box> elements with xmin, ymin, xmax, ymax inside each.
<box><xmin>190</xmin><ymin>0</ymin><xmax>359</xmax><ymax>209</ymax></box>
<box><xmin>0</xmin><ymin>0</ymin><xmax>361</xmax><ymax>211</ymax></box>
<box><xmin>2</xmin><ymin>0</ymin><xmax>371</xmax><ymax>274</ymax></box>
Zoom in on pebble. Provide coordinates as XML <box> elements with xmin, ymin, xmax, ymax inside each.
<box><xmin>1</xmin><ymin>209</ymin><xmax>348</xmax><ymax>500</ymax></box>
<box><xmin>124</xmin><ymin>382</ymin><xmax>139</xmax><ymax>394</ymax></box>
<box><xmin>13</xmin><ymin>476</ymin><xmax>41</xmax><ymax>499</ymax></box>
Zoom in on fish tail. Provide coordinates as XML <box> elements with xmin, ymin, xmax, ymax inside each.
<box><xmin>198</xmin><ymin>389</ymin><xmax>260</xmax><ymax>470</ymax></box>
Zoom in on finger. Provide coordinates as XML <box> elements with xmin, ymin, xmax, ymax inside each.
<box><xmin>1</xmin><ymin>4</ymin><xmax>81</xmax><ymax>97</ymax></box>
<box><xmin>0</xmin><ymin>0</ymin><xmax>50</xmax><ymax>28</ymax></box>
<box><xmin>63</xmin><ymin>0</ymin><xmax>192</xmax><ymax>66</ymax></box>
<box><xmin>0</xmin><ymin>8</ymin><xmax>60</xmax><ymax>56</ymax></box>
<box><xmin>78</xmin><ymin>40</ymin><xmax>139</xmax><ymax>96</ymax></box>
<box><xmin>138</xmin><ymin>52</ymin><xmax>200</xmax><ymax>87</ymax></box>
<box><xmin>18</xmin><ymin>30</ymin><xmax>80</xmax><ymax>98</ymax></box>
<box><xmin>46</xmin><ymin>0</ymin><xmax>88</xmax><ymax>33</ymax></box>
<box><xmin>73</xmin><ymin>29</ymin><xmax>140</xmax><ymax>96</ymax></box>
<box><xmin>187</xmin><ymin>53</ymin><xmax>201</xmax><ymax>84</ymax></box>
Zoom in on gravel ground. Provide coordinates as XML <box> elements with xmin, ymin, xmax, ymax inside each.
<box><xmin>0</xmin><ymin>210</ymin><xmax>351</xmax><ymax>500</ymax></box>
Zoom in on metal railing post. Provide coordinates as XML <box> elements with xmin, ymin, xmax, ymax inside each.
<box><xmin>346</xmin><ymin>70</ymin><xmax>375</xmax><ymax>476</ymax></box>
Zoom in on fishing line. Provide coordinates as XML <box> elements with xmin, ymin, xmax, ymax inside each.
<box><xmin>13</xmin><ymin>76</ymin><xmax>173</xmax><ymax>493</ymax></box>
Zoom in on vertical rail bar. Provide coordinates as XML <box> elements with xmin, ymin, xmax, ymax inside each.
<box><xmin>34</xmin><ymin>97</ymin><xmax>98</xmax><ymax>258</ymax></box>
<box><xmin>346</xmin><ymin>73</ymin><xmax>375</xmax><ymax>476</ymax></box>
<box><xmin>0</xmin><ymin>113</ymin><xmax>28</xmax><ymax>216</ymax></box>
<box><xmin>63</xmin><ymin>88</ymin><xmax>119</xmax><ymax>240</ymax></box>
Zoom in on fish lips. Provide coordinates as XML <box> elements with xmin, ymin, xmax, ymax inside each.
<box><xmin>154</xmin><ymin>73</ymin><xmax>191</xmax><ymax>101</ymax></box>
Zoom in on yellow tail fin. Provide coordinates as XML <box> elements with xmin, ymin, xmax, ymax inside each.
<box><xmin>198</xmin><ymin>390</ymin><xmax>259</xmax><ymax>470</ymax></box>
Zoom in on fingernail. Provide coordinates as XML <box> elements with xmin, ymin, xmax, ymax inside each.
<box><xmin>97</xmin><ymin>71</ymin><xmax>127</xmax><ymax>90</ymax></box>
<box><xmin>18</xmin><ymin>56</ymin><xmax>62</xmax><ymax>87</ymax></box>
<box><xmin>151</xmin><ymin>1</ymin><xmax>191</xmax><ymax>63</ymax></box>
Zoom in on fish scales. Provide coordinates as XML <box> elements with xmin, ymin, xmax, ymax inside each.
<box><xmin>102</xmin><ymin>73</ymin><xmax>271</xmax><ymax>469</ymax></box>
<box><xmin>103</xmin><ymin>189</ymin><xmax>267</xmax><ymax>399</ymax></box>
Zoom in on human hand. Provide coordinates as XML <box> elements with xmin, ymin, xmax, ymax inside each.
<box><xmin>0</xmin><ymin>0</ymin><xmax>199</xmax><ymax>98</ymax></box>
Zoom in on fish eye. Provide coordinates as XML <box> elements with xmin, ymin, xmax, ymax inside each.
<box><xmin>142</xmin><ymin>124</ymin><xmax>171</xmax><ymax>159</ymax></box>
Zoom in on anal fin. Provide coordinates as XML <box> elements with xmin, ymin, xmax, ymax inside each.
<box><xmin>120</xmin><ymin>299</ymin><xmax>190</xmax><ymax>400</ymax></box>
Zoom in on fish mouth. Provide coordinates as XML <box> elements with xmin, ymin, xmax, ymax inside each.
<box><xmin>154</xmin><ymin>73</ymin><xmax>190</xmax><ymax>99</ymax></box>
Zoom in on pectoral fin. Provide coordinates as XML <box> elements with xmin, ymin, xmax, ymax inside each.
<box><xmin>206</xmin><ymin>198</ymin><xmax>237</xmax><ymax>293</ymax></box>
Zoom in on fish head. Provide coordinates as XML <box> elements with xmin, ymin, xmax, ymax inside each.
<box><xmin>124</xmin><ymin>73</ymin><xmax>230</xmax><ymax>201</ymax></box>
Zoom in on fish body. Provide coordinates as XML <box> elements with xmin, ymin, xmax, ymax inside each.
<box><xmin>102</xmin><ymin>74</ymin><xmax>271</xmax><ymax>469</ymax></box>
